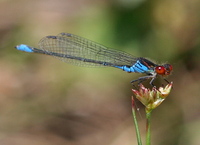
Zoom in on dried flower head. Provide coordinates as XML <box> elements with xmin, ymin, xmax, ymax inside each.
<box><xmin>132</xmin><ymin>82</ymin><xmax>173</xmax><ymax>113</ymax></box>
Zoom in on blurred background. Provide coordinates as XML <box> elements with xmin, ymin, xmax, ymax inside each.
<box><xmin>1</xmin><ymin>0</ymin><xmax>200</xmax><ymax>144</ymax></box>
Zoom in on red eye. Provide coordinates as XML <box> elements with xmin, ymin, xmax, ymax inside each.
<box><xmin>155</xmin><ymin>66</ymin><xmax>166</xmax><ymax>75</ymax></box>
<box><xmin>168</xmin><ymin>64</ymin><xmax>173</xmax><ymax>71</ymax></box>
<box><xmin>163</xmin><ymin>64</ymin><xmax>173</xmax><ymax>75</ymax></box>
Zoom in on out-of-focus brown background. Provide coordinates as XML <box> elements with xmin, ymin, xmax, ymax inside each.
<box><xmin>1</xmin><ymin>0</ymin><xmax>200</xmax><ymax>145</ymax></box>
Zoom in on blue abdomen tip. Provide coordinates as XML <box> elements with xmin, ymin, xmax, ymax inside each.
<box><xmin>15</xmin><ymin>44</ymin><xmax>33</xmax><ymax>53</ymax></box>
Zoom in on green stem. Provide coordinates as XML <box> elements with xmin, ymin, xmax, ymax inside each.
<box><xmin>131</xmin><ymin>96</ymin><xmax>142</xmax><ymax>145</ymax></box>
<box><xmin>146</xmin><ymin>109</ymin><xmax>152</xmax><ymax>145</ymax></box>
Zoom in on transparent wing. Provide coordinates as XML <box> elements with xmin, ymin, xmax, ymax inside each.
<box><xmin>38</xmin><ymin>32</ymin><xmax>137</xmax><ymax>67</ymax></box>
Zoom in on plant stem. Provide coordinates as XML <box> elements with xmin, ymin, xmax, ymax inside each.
<box><xmin>146</xmin><ymin>109</ymin><xmax>152</xmax><ymax>145</ymax></box>
<box><xmin>132</xmin><ymin>96</ymin><xmax>142</xmax><ymax>145</ymax></box>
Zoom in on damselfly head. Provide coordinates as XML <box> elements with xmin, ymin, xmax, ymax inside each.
<box><xmin>155</xmin><ymin>64</ymin><xmax>173</xmax><ymax>76</ymax></box>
